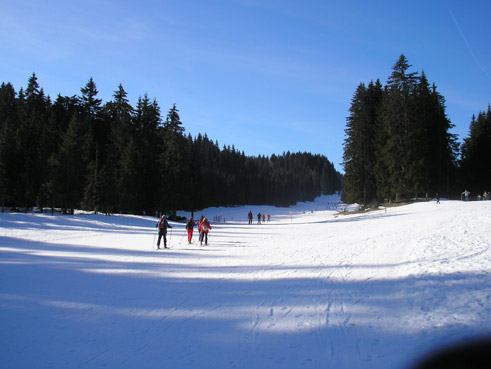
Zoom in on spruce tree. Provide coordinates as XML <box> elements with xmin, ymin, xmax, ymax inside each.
<box><xmin>158</xmin><ymin>104</ymin><xmax>189</xmax><ymax>217</ymax></box>
<box><xmin>380</xmin><ymin>55</ymin><xmax>419</xmax><ymax>201</ymax></box>
<box><xmin>17</xmin><ymin>74</ymin><xmax>50</xmax><ymax>209</ymax></box>
<box><xmin>460</xmin><ymin>106</ymin><xmax>491</xmax><ymax>194</ymax></box>
<box><xmin>79</xmin><ymin>78</ymin><xmax>103</xmax><ymax>210</ymax></box>
<box><xmin>48</xmin><ymin>114</ymin><xmax>86</xmax><ymax>213</ymax></box>
<box><xmin>0</xmin><ymin>83</ymin><xmax>19</xmax><ymax>210</ymax></box>
<box><xmin>80</xmin><ymin>77</ymin><xmax>102</xmax><ymax>121</ymax></box>
<box><xmin>343</xmin><ymin>80</ymin><xmax>382</xmax><ymax>205</ymax></box>
<box><xmin>134</xmin><ymin>94</ymin><xmax>162</xmax><ymax>215</ymax></box>
<box><xmin>102</xmin><ymin>84</ymin><xmax>134</xmax><ymax>213</ymax></box>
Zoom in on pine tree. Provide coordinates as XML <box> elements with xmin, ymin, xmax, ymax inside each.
<box><xmin>0</xmin><ymin>83</ymin><xmax>19</xmax><ymax>210</ymax></box>
<box><xmin>380</xmin><ymin>55</ymin><xmax>419</xmax><ymax>201</ymax></box>
<box><xmin>79</xmin><ymin>79</ymin><xmax>104</xmax><ymax>211</ymax></box>
<box><xmin>460</xmin><ymin>106</ymin><xmax>491</xmax><ymax>194</ymax></box>
<box><xmin>118</xmin><ymin>136</ymin><xmax>144</xmax><ymax>213</ymax></box>
<box><xmin>343</xmin><ymin>80</ymin><xmax>382</xmax><ymax>204</ymax></box>
<box><xmin>134</xmin><ymin>94</ymin><xmax>162</xmax><ymax>215</ymax></box>
<box><xmin>102</xmin><ymin>84</ymin><xmax>134</xmax><ymax>213</ymax></box>
<box><xmin>158</xmin><ymin>104</ymin><xmax>189</xmax><ymax>217</ymax></box>
<box><xmin>80</xmin><ymin>77</ymin><xmax>102</xmax><ymax>121</ymax></box>
<box><xmin>17</xmin><ymin>73</ymin><xmax>50</xmax><ymax>209</ymax></box>
<box><xmin>421</xmin><ymin>81</ymin><xmax>458</xmax><ymax>197</ymax></box>
<box><xmin>344</xmin><ymin>55</ymin><xmax>458</xmax><ymax>203</ymax></box>
<box><xmin>48</xmin><ymin>114</ymin><xmax>86</xmax><ymax>213</ymax></box>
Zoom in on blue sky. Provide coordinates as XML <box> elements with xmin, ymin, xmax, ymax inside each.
<box><xmin>1</xmin><ymin>0</ymin><xmax>490</xmax><ymax>172</ymax></box>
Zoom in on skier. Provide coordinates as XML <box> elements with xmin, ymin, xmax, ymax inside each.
<box><xmin>248</xmin><ymin>211</ymin><xmax>253</xmax><ymax>225</ymax></box>
<box><xmin>156</xmin><ymin>215</ymin><xmax>172</xmax><ymax>249</ymax></box>
<box><xmin>257</xmin><ymin>212</ymin><xmax>261</xmax><ymax>224</ymax></box>
<box><xmin>199</xmin><ymin>217</ymin><xmax>212</xmax><ymax>246</ymax></box>
<box><xmin>436</xmin><ymin>193</ymin><xmax>440</xmax><ymax>204</ymax></box>
<box><xmin>186</xmin><ymin>217</ymin><xmax>195</xmax><ymax>244</ymax></box>
<box><xmin>197</xmin><ymin>215</ymin><xmax>204</xmax><ymax>240</ymax></box>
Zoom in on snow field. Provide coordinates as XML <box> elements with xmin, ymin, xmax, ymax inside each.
<box><xmin>0</xmin><ymin>196</ymin><xmax>490</xmax><ymax>368</ymax></box>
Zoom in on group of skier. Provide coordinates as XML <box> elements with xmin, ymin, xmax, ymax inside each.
<box><xmin>460</xmin><ymin>190</ymin><xmax>490</xmax><ymax>201</ymax></box>
<box><xmin>248</xmin><ymin>211</ymin><xmax>271</xmax><ymax>224</ymax></box>
<box><xmin>156</xmin><ymin>214</ymin><xmax>212</xmax><ymax>249</ymax></box>
<box><xmin>157</xmin><ymin>209</ymin><xmax>274</xmax><ymax>249</ymax></box>
<box><xmin>185</xmin><ymin>215</ymin><xmax>212</xmax><ymax>245</ymax></box>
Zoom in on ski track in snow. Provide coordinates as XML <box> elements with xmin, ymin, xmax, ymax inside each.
<box><xmin>0</xmin><ymin>196</ymin><xmax>490</xmax><ymax>369</ymax></box>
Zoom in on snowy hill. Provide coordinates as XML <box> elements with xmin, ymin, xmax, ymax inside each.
<box><xmin>1</xmin><ymin>196</ymin><xmax>490</xmax><ymax>369</ymax></box>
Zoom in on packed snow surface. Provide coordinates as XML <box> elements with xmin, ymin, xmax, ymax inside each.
<box><xmin>1</xmin><ymin>195</ymin><xmax>490</xmax><ymax>369</ymax></box>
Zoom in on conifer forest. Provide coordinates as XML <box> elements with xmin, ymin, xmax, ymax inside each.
<box><xmin>342</xmin><ymin>55</ymin><xmax>491</xmax><ymax>205</ymax></box>
<box><xmin>1</xmin><ymin>55</ymin><xmax>489</xmax><ymax>214</ymax></box>
<box><xmin>0</xmin><ymin>75</ymin><xmax>342</xmax><ymax>216</ymax></box>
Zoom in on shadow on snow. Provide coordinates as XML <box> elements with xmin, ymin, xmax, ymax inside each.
<box><xmin>0</xmin><ymin>236</ymin><xmax>489</xmax><ymax>369</ymax></box>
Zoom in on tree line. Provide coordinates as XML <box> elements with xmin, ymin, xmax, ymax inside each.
<box><xmin>0</xmin><ymin>74</ymin><xmax>342</xmax><ymax>216</ymax></box>
<box><xmin>342</xmin><ymin>54</ymin><xmax>490</xmax><ymax>205</ymax></box>
<box><xmin>459</xmin><ymin>105</ymin><xmax>491</xmax><ymax>196</ymax></box>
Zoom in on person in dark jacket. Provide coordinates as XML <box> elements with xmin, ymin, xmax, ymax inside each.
<box><xmin>156</xmin><ymin>215</ymin><xmax>172</xmax><ymax>249</ymax></box>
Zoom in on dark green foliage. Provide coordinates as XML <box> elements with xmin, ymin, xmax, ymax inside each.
<box><xmin>343</xmin><ymin>55</ymin><xmax>460</xmax><ymax>204</ymax></box>
<box><xmin>343</xmin><ymin>80</ymin><xmax>383</xmax><ymax>204</ymax></box>
<box><xmin>0</xmin><ymin>75</ymin><xmax>342</xmax><ymax>214</ymax></box>
<box><xmin>460</xmin><ymin>106</ymin><xmax>491</xmax><ymax>194</ymax></box>
<box><xmin>47</xmin><ymin>114</ymin><xmax>86</xmax><ymax>213</ymax></box>
<box><xmin>0</xmin><ymin>82</ymin><xmax>19</xmax><ymax>210</ymax></box>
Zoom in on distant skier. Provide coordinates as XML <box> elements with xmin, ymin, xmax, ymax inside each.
<box><xmin>199</xmin><ymin>217</ymin><xmax>212</xmax><ymax>246</ymax></box>
<box><xmin>156</xmin><ymin>215</ymin><xmax>172</xmax><ymax>249</ymax></box>
<box><xmin>436</xmin><ymin>193</ymin><xmax>440</xmax><ymax>204</ymax></box>
<box><xmin>257</xmin><ymin>212</ymin><xmax>261</xmax><ymax>224</ymax></box>
<box><xmin>186</xmin><ymin>217</ymin><xmax>195</xmax><ymax>244</ymax></box>
<box><xmin>248</xmin><ymin>211</ymin><xmax>253</xmax><ymax>225</ymax></box>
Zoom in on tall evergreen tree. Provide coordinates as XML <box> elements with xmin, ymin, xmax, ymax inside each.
<box><xmin>343</xmin><ymin>80</ymin><xmax>383</xmax><ymax>204</ymax></box>
<box><xmin>48</xmin><ymin>114</ymin><xmax>86</xmax><ymax>213</ymax></box>
<box><xmin>80</xmin><ymin>77</ymin><xmax>102</xmax><ymax>121</ymax></box>
<box><xmin>118</xmin><ymin>136</ymin><xmax>144</xmax><ymax>213</ymax></box>
<box><xmin>423</xmin><ymin>81</ymin><xmax>458</xmax><ymax>196</ymax></box>
<box><xmin>158</xmin><ymin>104</ymin><xmax>189</xmax><ymax>217</ymax></box>
<box><xmin>17</xmin><ymin>73</ymin><xmax>50</xmax><ymax>209</ymax></box>
<box><xmin>460</xmin><ymin>106</ymin><xmax>491</xmax><ymax>194</ymax></box>
<box><xmin>0</xmin><ymin>83</ymin><xmax>19</xmax><ymax>210</ymax></box>
<box><xmin>380</xmin><ymin>55</ymin><xmax>419</xmax><ymax>200</ymax></box>
<box><xmin>102</xmin><ymin>84</ymin><xmax>134</xmax><ymax>213</ymax></box>
<box><xmin>79</xmin><ymin>78</ymin><xmax>104</xmax><ymax>211</ymax></box>
<box><xmin>344</xmin><ymin>55</ymin><xmax>458</xmax><ymax>204</ymax></box>
<box><xmin>134</xmin><ymin>94</ymin><xmax>162</xmax><ymax>214</ymax></box>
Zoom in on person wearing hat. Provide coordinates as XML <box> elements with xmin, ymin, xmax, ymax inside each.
<box><xmin>156</xmin><ymin>215</ymin><xmax>172</xmax><ymax>249</ymax></box>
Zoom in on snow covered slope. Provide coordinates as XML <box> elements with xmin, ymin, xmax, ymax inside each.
<box><xmin>1</xmin><ymin>196</ymin><xmax>490</xmax><ymax>369</ymax></box>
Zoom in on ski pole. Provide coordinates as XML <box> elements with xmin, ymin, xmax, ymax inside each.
<box><xmin>152</xmin><ymin>228</ymin><xmax>158</xmax><ymax>249</ymax></box>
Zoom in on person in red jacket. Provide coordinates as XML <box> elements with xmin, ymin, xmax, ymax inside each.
<box><xmin>186</xmin><ymin>217</ymin><xmax>195</xmax><ymax>244</ymax></box>
<box><xmin>199</xmin><ymin>217</ymin><xmax>212</xmax><ymax>246</ymax></box>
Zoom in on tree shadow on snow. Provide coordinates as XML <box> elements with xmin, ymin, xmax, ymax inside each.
<box><xmin>0</xmin><ymin>237</ymin><xmax>489</xmax><ymax>369</ymax></box>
